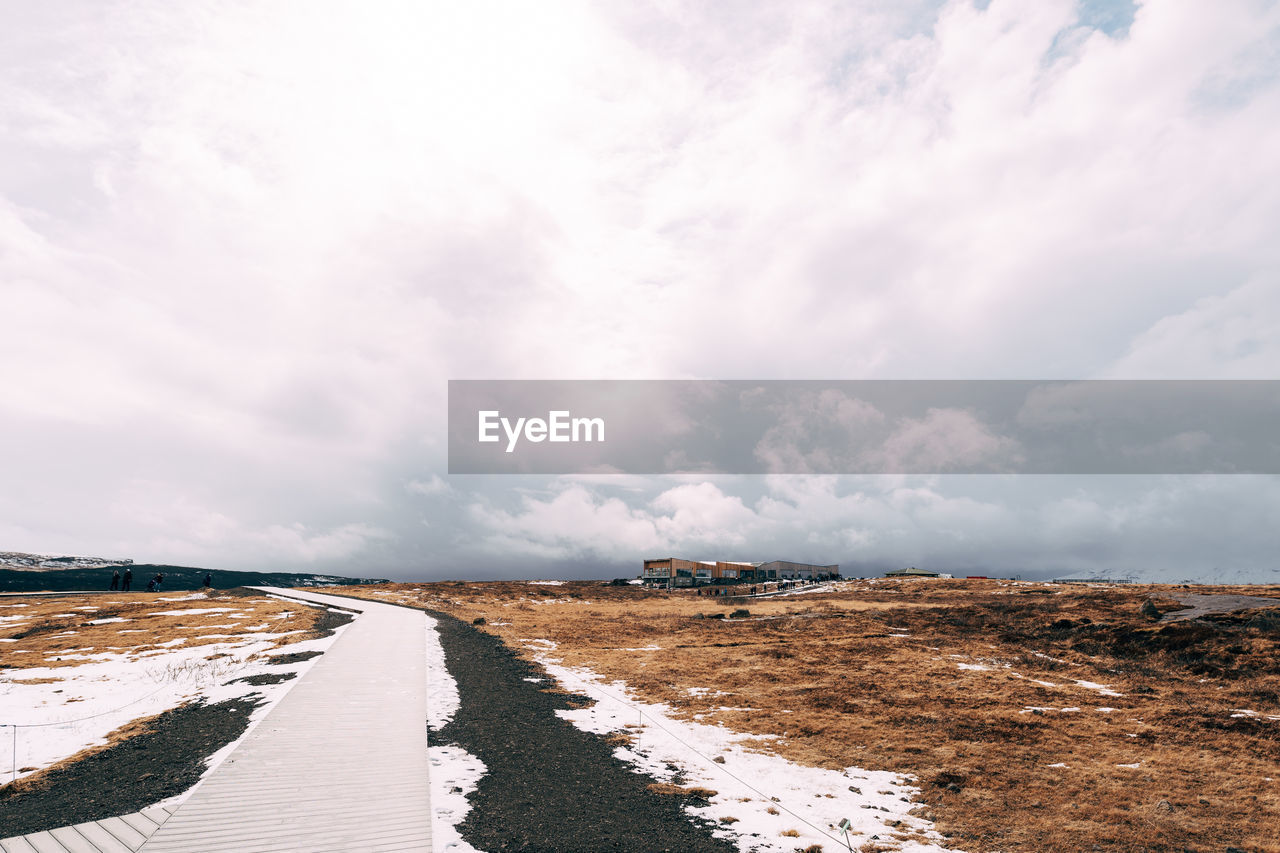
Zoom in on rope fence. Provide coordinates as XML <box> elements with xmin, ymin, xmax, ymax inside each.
<box><xmin>1</xmin><ymin>682</ymin><xmax>178</xmax><ymax>784</ymax></box>
<box><xmin>556</xmin><ymin>669</ymin><xmax>865</xmax><ymax>851</ymax></box>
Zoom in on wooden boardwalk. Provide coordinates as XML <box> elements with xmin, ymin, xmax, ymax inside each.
<box><xmin>3</xmin><ymin>589</ymin><xmax>433</xmax><ymax>852</ymax></box>
<box><xmin>0</xmin><ymin>806</ymin><xmax>174</xmax><ymax>853</ymax></box>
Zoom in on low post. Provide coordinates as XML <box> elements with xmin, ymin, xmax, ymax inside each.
<box><xmin>837</xmin><ymin>817</ymin><xmax>853</xmax><ymax>851</ymax></box>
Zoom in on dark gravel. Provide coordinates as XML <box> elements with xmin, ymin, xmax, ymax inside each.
<box><xmin>265</xmin><ymin>649</ymin><xmax>324</xmax><ymax>666</ymax></box>
<box><xmin>429</xmin><ymin>610</ymin><xmax>740</xmax><ymax>853</ymax></box>
<box><xmin>0</xmin><ymin>695</ymin><xmax>261</xmax><ymax>837</ymax></box>
<box><xmin>227</xmin><ymin>671</ymin><xmax>298</xmax><ymax>686</ymax></box>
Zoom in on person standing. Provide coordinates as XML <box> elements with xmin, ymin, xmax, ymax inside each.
<box><xmin>202</xmin><ymin>573</ymin><xmax>212</xmax><ymax>590</ymax></box>
<box><xmin>122</xmin><ymin>568</ymin><xmax>132</xmax><ymax>592</ymax></box>
<box><xmin>109</xmin><ymin>570</ymin><xmax>119</xmax><ymax>591</ymax></box>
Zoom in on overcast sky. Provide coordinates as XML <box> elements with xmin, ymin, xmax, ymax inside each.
<box><xmin>2</xmin><ymin>0</ymin><xmax>1278</xmax><ymax>583</ymax></box>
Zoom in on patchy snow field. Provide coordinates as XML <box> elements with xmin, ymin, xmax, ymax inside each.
<box><xmin>424</xmin><ymin>613</ymin><xmax>485</xmax><ymax>853</ymax></box>
<box><xmin>0</xmin><ymin>593</ymin><xmax>351</xmax><ymax>794</ymax></box>
<box><xmin>524</xmin><ymin>640</ymin><xmax>960</xmax><ymax>853</ymax></box>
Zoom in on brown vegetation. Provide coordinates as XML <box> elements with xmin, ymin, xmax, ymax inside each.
<box><xmin>0</xmin><ymin>590</ymin><xmax>335</xmax><ymax>671</ymax></box>
<box><xmin>343</xmin><ymin>578</ymin><xmax>1280</xmax><ymax>852</ymax></box>
<box><xmin>647</xmin><ymin>782</ymin><xmax>719</xmax><ymax>799</ymax></box>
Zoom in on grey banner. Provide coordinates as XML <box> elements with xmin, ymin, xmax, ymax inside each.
<box><xmin>447</xmin><ymin>380</ymin><xmax>1280</xmax><ymax>474</ymax></box>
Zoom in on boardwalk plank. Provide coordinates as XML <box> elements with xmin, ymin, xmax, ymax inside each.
<box><xmin>0</xmin><ymin>837</ymin><xmax>41</xmax><ymax>853</ymax></box>
<box><xmin>70</xmin><ymin>822</ymin><xmax>137</xmax><ymax>853</ymax></box>
<box><xmin>44</xmin><ymin>829</ymin><xmax>95</xmax><ymax>853</ymax></box>
<box><xmin>17</xmin><ymin>834</ymin><xmax>63</xmax><ymax>853</ymax></box>
<box><xmin>114</xmin><ymin>814</ymin><xmax>159</xmax><ymax>837</ymax></box>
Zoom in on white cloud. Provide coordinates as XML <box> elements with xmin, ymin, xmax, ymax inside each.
<box><xmin>1105</xmin><ymin>276</ymin><xmax>1280</xmax><ymax>378</ymax></box>
<box><xmin>467</xmin><ymin>485</ymin><xmax>665</xmax><ymax>560</ymax></box>
<box><xmin>406</xmin><ymin>475</ymin><xmax>452</xmax><ymax>497</ymax></box>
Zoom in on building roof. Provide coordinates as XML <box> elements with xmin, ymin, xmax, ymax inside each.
<box><xmin>885</xmin><ymin>567</ymin><xmax>942</xmax><ymax>577</ymax></box>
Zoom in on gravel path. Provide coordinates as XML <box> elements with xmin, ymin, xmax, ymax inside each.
<box><xmin>429</xmin><ymin>610</ymin><xmax>740</xmax><ymax>853</ymax></box>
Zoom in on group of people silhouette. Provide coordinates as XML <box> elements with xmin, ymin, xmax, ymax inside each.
<box><xmin>107</xmin><ymin>569</ymin><xmax>211</xmax><ymax>591</ymax></box>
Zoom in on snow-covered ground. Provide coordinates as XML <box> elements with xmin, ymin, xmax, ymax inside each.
<box><xmin>0</xmin><ymin>600</ymin><xmax>352</xmax><ymax>797</ymax></box>
<box><xmin>523</xmin><ymin>640</ymin><xmax>962</xmax><ymax>853</ymax></box>
<box><xmin>425</xmin><ymin>613</ymin><xmax>485</xmax><ymax>853</ymax></box>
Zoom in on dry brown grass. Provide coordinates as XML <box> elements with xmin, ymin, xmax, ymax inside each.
<box><xmin>0</xmin><ymin>590</ymin><xmax>333</xmax><ymax>671</ymax></box>
<box><xmin>342</xmin><ymin>578</ymin><xmax>1280</xmax><ymax>852</ymax></box>
<box><xmin>646</xmin><ymin>782</ymin><xmax>719</xmax><ymax>798</ymax></box>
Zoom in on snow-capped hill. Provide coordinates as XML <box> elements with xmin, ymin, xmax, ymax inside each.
<box><xmin>0</xmin><ymin>551</ymin><xmax>134</xmax><ymax>570</ymax></box>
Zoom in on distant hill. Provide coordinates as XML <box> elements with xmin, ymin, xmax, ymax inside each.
<box><xmin>0</xmin><ymin>551</ymin><xmax>134</xmax><ymax>570</ymax></box>
<box><xmin>0</xmin><ymin>553</ymin><xmax>387</xmax><ymax>592</ymax></box>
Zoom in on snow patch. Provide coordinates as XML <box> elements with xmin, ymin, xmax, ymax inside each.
<box><xmin>1020</xmin><ymin>706</ymin><xmax>1080</xmax><ymax>714</ymax></box>
<box><xmin>429</xmin><ymin>745</ymin><xmax>486</xmax><ymax>853</ymax></box>
<box><xmin>425</xmin><ymin>614</ymin><xmax>460</xmax><ymax>731</ymax></box>
<box><xmin>1074</xmin><ymin>680</ymin><xmax>1124</xmax><ymax>698</ymax></box>
<box><xmin>535</xmin><ymin>660</ymin><xmax>960</xmax><ymax>853</ymax></box>
<box><xmin>146</xmin><ymin>608</ymin><xmax>238</xmax><ymax>617</ymax></box>
<box><xmin>423</xmin><ymin>613</ymin><xmax>488</xmax><ymax>852</ymax></box>
<box><xmin>1231</xmin><ymin>709</ymin><xmax>1280</xmax><ymax>721</ymax></box>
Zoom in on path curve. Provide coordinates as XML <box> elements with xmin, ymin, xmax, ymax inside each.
<box><xmin>136</xmin><ymin>588</ymin><xmax>432</xmax><ymax>853</ymax></box>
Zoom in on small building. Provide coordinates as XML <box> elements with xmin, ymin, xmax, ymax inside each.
<box><xmin>883</xmin><ymin>566</ymin><xmax>952</xmax><ymax>579</ymax></box>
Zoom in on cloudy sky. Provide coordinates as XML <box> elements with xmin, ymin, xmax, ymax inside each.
<box><xmin>2</xmin><ymin>0</ymin><xmax>1278</xmax><ymax>582</ymax></box>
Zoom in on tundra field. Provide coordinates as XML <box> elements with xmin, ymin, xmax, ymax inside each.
<box><xmin>342</xmin><ymin>578</ymin><xmax>1280</xmax><ymax>853</ymax></box>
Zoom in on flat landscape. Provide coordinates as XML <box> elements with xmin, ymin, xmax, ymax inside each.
<box><xmin>343</xmin><ymin>578</ymin><xmax>1280</xmax><ymax>853</ymax></box>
